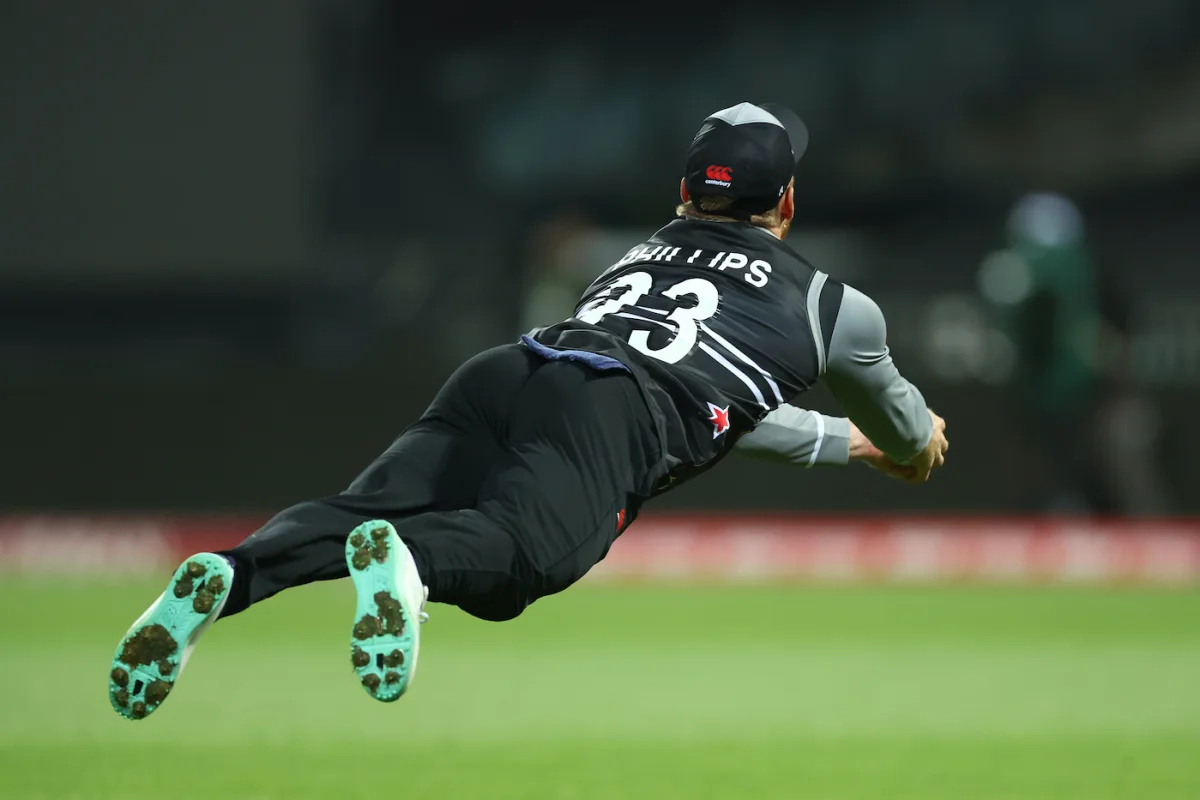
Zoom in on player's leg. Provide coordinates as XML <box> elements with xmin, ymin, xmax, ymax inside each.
<box><xmin>215</xmin><ymin>426</ymin><xmax>502</xmax><ymax>618</ymax></box>
<box><xmin>107</xmin><ymin>345</ymin><xmax>534</xmax><ymax>718</ymax></box>
<box><xmin>214</xmin><ymin>342</ymin><xmax>537</xmax><ymax>614</ymax></box>
<box><xmin>388</xmin><ymin>358</ymin><xmax>665</xmax><ymax>624</ymax></box>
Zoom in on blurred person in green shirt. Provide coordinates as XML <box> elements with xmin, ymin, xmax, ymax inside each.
<box><xmin>978</xmin><ymin>192</ymin><xmax>1169</xmax><ymax>514</ymax></box>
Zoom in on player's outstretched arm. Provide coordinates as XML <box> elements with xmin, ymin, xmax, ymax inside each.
<box><xmin>734</xmin><ymin>406</ymin><xmax>917</xmax><ymax>481</ymax></box>
<box><xmin>734</xmin><ymin>405</ymin><xmax>851</xmax><ymax>466</ymax></box>
<box><xmin>822</xmin><ymin>285</ymin><xmax>947</xmax><ymax>482</ymax></box>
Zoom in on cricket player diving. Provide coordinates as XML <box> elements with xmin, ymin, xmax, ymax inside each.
<box><xmin>108</xmin><ymin>101</ymin><xmax>949</xmax><ymax>720</ymax></box>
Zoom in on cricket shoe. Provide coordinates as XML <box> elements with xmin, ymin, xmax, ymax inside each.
<box><xmin>108</xmin><ymin>552</ymin><xmax>233</xmax><ymax>720</ymax></box>
<box><xmin>345</xmin><ymin>520</ymin><xmax>428</xmax><ymax>702</ymax></box>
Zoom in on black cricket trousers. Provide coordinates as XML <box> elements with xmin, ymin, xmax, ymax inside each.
<box><xmin>218</xmin><ymin>343</ymin><xmax>665</xmax><ymax>622</ymax></box>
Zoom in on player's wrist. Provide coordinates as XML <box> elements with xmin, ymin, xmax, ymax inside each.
<box><xmin>847</xmin><ymin>423</ymin><xmax>882</xmax><ymax>463</ymax></box>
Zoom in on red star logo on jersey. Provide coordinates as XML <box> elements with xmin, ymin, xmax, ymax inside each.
<box><xmin>706</xmin><ymin>402</ymin><xmax>731</xmax><ymax>439</ymax></box>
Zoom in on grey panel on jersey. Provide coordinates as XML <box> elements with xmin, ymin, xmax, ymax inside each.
<box><xmin>735</xmin><ymin>406</ymin><xmax>851</xmax><ymax>466</ymax></box>
<box><xmin>822</xmin><ymin>284</ymin><xmax>933</xmax><ymax>463</ymax></box>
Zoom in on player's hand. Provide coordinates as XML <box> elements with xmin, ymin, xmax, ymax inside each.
<box><xmin>905</xmin><ymin>409</ymin><xmax>948</xmax><ymax>483</ymax></box>
<box><xmin>867</xmin><ymin>454</ymin><xmax>920</xmax><ymax>483</ymax></box>
<box><xmin>848</xmin><ymin>423</ymin><xmax>919</xmax><ymax>483</ymax></box>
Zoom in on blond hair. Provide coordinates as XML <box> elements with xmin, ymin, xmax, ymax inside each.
<box><xmin>675</xmin><ymin>194</ymin><xmax>784</xmax><ymax>228</ymax></box>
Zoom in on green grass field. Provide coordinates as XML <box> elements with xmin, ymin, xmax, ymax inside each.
<box><xmin>1</xmin><ymin>578</ymin><xmax>1198</xmax><ymax>799</ymax></box>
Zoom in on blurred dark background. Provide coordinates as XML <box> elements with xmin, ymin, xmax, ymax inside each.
<box><xmin>3</xmin><ymin>0</ymin><xmax>1199</xmax><ymax>514</ymax></box>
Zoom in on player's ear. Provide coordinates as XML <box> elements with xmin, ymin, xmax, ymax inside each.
<box><xmin>679</xmin><ymin>178</ymin><xmax>690</xmax><ymax>203</ymax></box>
<box><xmin>780</xmin><ymin>180</ymin><xmax>795</xmax><ymax>223</ymax></box>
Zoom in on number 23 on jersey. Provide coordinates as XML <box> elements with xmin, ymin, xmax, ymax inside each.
<box><xmin>577</xmin><ymin>272</ymin><xmax>719</xmax><ymax>364</ymax></box>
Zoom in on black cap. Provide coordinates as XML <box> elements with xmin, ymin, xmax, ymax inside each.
<box><xmin>684</xmin><ymin>102</ymin><xmax>809</xmax><ymax>219</ymax></box>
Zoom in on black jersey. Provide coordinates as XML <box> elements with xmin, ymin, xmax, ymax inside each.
<box><xmin>532</xmin><ymin>217</ymin><xmax>843</xmax><ymax>490</ymax></box>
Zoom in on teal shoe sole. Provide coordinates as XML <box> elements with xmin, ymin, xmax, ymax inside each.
<box><xmin>345</xmin><ymin>521</ymin><xmax>418</xmax><ymax>702</ymax></box>
<box><xmin>108</xmin><ymin>553</ymin><xmax>233</xmax><ymax>720</ymax></box>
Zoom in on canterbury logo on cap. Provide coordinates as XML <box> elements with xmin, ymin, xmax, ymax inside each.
<box><xmin>704</xmin><ymin>165</ymin><xmax>733</xmax><ymax>187</ymax></box>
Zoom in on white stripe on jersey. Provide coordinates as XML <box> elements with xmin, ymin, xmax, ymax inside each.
<box><xmin>806</xmin><ymin>413</ymin><xmax>825</xmax><ymax>467</ymax></box>
<box><xmin>698</xmin><ymin>322</ymin><xmax>785</xmax><ymax>404</ymax></box>
<box><xmin>806</xmin><ymin>271</ymin><xmax>829</xmax><ymax>374</ymax></box>
<box><xmin>615</xmin><ymin>311</ymin><xmax>673</xmax><ymax>328</ymax></box>
<box><xmin>698</xmin><ymin>343</ymin><xmax>769</xmax><ymax>410</ymax></box>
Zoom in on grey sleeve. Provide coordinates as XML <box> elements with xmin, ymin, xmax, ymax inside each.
<box><xmin>735</xmin><ymin>406</ymin><xmax>851</xmax><ymax>466</ymax></box>
<box><xmin>822</xmin><ymin>284</ymin><xmax>932</xmax><ymax>463</ymax></box>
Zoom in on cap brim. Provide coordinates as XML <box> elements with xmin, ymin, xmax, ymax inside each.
<box><xmin>759</xmin><ymin>103</ymin><xmax>808</xmax><ymax>165</ymax></box>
